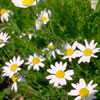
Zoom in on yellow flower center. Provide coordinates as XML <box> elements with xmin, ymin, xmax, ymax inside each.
<box><xmin>11</xmin><ymin>74</ymin><xmax>18</xmax><ymax>83</ymax></box>
<box><xmin>32</xmin><ymin>57</ymin><xmax>40</xmax><ymax>64</ymax></box>
<box><xmin>27</xmin><ymin>32</ymin><xmax>31</xmax><ymax>35</ymax></box>
<box><xmin>49</xmin><ymin>45</ymin><xmax>56</xmax><ymax>49</ymax></box>
<box><xmin>0</xmin><ymin>9</ymin><xmax>7</xmax><ymax>15</ymax></box>
<box><xmin>42</xmin><ymin>16</ymin><xmax>47</xmax><ymax>22</ymax></box>
<box><xmin>22</xmin><ymin>0</ymin><xmax>34</xmax><ymax>6</ymax></box>
<box><xmin>0</xmin><ymin>39</ymin><xmax>4</xmax><ymax>44</ymax></box>
<box><xmin>56</xmin><ymin>70</ymin><xmax>65</xmax><ymax>78</ymax></box>
<box><xmin>79</xmin><ymin>88</ymin><xmax>89</xmax><ymax>98</ymax></box>
<box><xmin>84</xmin><ymin>48</ymin><xmax>92</xmax><ymax>56</ymax></box>
<box><xmin>11</xmin><ymin>64</ymin><xmax>18</xmax><ymax>72</ymax></box>
<box><xmin>66</xmin><ymin>48</ymin><xmax>74</xmax><ymax>56</ymax></box>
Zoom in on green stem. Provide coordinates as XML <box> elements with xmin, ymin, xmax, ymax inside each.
<box><xmin>43</xmin><ymin>23</ymin><xmax>64</xmax><ymax>43</ymax></box>
<box><xmin>36</xmin><ymin>0</ymin><xmax>39</xmax><ymax>14</ymax></box>
<box><xmin>49</xmin><ymin>21</ymin><xmax>55</xmax><ymax>35</ymax></box>
<box><xmin>9</xmin><ymin>18</ymin><xmax>21</xmax><ymax>35</ymax></box>
<box><xmin>14</xmin><ymin>35</ymin><xmax>34</xmax><ymax>52</ymax></box>
<box><xmin>3</xmin><ymin>49</ymin><xmax>10</xmax><ymax>59</ymax></box>
<box><xmin>19</xmin><ymin>71</ymin><xmax>42</xmax><ymax>89</ymax></box>
<box><xmin>43</xmin><ymin>25</ymin><xmax>52</xmax><ymax>34</ymax></box>
<box><xmin>50</xmin><ymin>21</ymin><xmax>64</xmax><ymax>43</ymax></box>
<box><xmin>29</xmin><ymin>7</ymin><xmax>37</xmax><ymax>18</ymax></box>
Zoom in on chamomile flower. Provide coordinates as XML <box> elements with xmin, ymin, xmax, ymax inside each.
<box><xmin>26</xmin><ymin>32</ymin><xmax>37</xmax><ymax>39</ymax></box>
<box><xmin>0</xmin><ymin>32</ymin><xmax>10</xmax><ymax>48</ymax></box>
<box><xmin>91</xmin><ymin>0</ymin><xmax>98</xmax><ymax>10</ymax></box>
<box><xmin>26</xmin><ymin>53</ymin><xmax>45</xmax><ymax>71</ymax></box>
<box><xmin>11</xmin><ymin>0</ymin><xmax>39</xmax><ymax>8</ymax></box>
<box><xmin>77</xmin><ymin>40</ymin><xmax>100</xmax><ymax>63</ymax></box>
<box><xmin>39</xmin><ymin>9</ymin><xmax>52</xmax><ymax>24</ymax></box>
<box><xmin>11</xmin><ymin>73</ymin><xmax>24</xmax><ymax>92</ymax></box>
<box><xmin>46</xmin><ymin>62</ymin><xmax>74</xmax><ymax>87</ymax></box>
<box><xmin>2</xmin><ymin>56</ymin><xmax>24</xmax><ymax>78</ymax></box>
<box><xmin>42</xmin><ymin>42</ymin><xmax>63</xmax><ymax>59</ymax></box>
<box><xmin>0</xmin><ymin>9</ymin><xmax>13</xmax><ymax>22</ymax></box>
<box><xmin>68</xmin><ymin>78</ymin><xmax>98</xmax><ymax>100</ymax></box>
<box><xmin>62</xmin><ymin>41</ymin><xmax>78</xmax><ymax>62</ymax></box>
<box><xmin>19</xmin><ymin>32</ymin><xmax>37</xmax><ymax>39</ymax></box>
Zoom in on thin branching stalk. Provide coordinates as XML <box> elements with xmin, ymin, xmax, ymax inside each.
<box><xmin>29</xmin><ymin>7</ymin><xmax>38</xmax><ymax>18</ymax></box>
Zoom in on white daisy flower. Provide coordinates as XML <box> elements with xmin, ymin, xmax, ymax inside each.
<box><xmin>11</xmin><ymin>0</ymin><xmax>39</xmax><ymax>8</ymax></box>
<box><xmin>46</xmin><ymin>62</ymin><xmax>74</xmax><ymax>87</ymax></box>
<box><xmin>0</xmin><ymin>9</ymin><xmax>13</xmax><ymax>22</ymax></box>
<box><xmin>62</xmin><ymin>41</ymin><xmax>78</xmax><ymax>62</ymax></box>
<box><xmin>68</xmin><ymin>78</ymin><xmax>98</xmax><ymax>100</ymax></box>
<box><xmin>0</xmin><ymin>32</ymin><xmax>10</xmax><ymax>48</ymax></box>
<box><xmin>26</xmin><ymin>32</ymin><xmax>37</xmax><ymax>39</ymax></box>
<box><xmin>42</xmin><ymin>42</ymin><xmax>63</xmax><ymax>59</ymax></box>
<box><xmin>91</xmin><ymin>0</ymin><xmax>98</xmax><ymax>10</ymax></box>
<box><xmin>26</xmin><ymin>53</ymin><xmax>45</xmax><ymax>71</ymax></box>
<box><xmin>19</xmin><ymin>32</ymin><xmax>37</xmax><ymax>39</ymax></box>
<box><xmin>11</xmin><ymin>73</ymin><xmax>24</xmax><ymax>92</ymax></box>
<box><xmin>38</xmin><ymin>9</ymin><xmax>52</xmax><ymax>24</ymax></box>
<box><xmin>2</xmin><ymin>56</ymin><xmax>24</xmax><ymax>78</ymax></box>
<box><xmin>77</xmin><ymin>40</ymin><xmax>100</xmax><ymax>64</ymax></box>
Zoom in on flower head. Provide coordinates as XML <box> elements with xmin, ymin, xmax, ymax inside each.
<box><xmin>0</xmin><ymin>9</ymin><xmax>13</xmax><ymax>22</ymax></box>
<box><xmin>77</xmin><ymin>40</ymin><xmax>100</xmax><ymax>63</ymax></box>
<box><xmin>26</xmin><ymin>53</ymin><xmax>45</xmax><ymax>70</ymax></box>
<box><xmin>68</xmin><ymin>78</ymin><xmax>98</xmax><ymax>100</ymax></box>
<box><xmin>11</xmin><ymin>0</ymin><xmax>39</xmax><ymax>8</ymax></box>
<box><xmin>38</xmin><ymin>9</ymin><xmax>52</xmax><ymax>24</ymax></box>
<box><xmin>19</xmin><ymin>32</ymin><xmax>37</xmax><ymax>39</ymax></box>
<box><xmin>46</xmin><ymin>62</ymin><xmax>74</xmax><ymax>87</ymax></box>
<box><xmin>0</xmin><ymin>32</ymin><xmax>10</xmax><ymax>48</ymax></box>
<box><xmin>11</xmin><ymin>73</ymin><xmax>24</xmax><ymax>92</ymax></box>
<box><xmin>26</xmin><ymin>32</ymin><xmax>37</xmax><ymax>39</ymax></box>
<box><xmin>42</xmin><ymin>42</ymin><xmax>63</xmax><ymax>59</ymax></box>
<box><xmin>2</xmin><ymin>56</ymin><xmax>24</xmax><ymax>78</ymax></box>
<box><xmin>62</xmin><ymin>41</ymin><xmax>78</xmax><ymax>62</ymax></box>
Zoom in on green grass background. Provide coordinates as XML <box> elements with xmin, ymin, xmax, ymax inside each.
<box><xmin>0</xmin><ymin>0</ymin><xmax>100</xmax><ymax>100</ymax></box>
